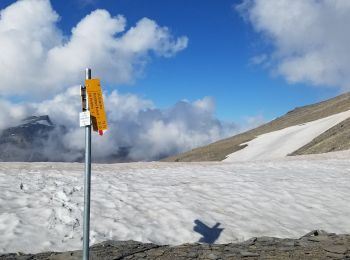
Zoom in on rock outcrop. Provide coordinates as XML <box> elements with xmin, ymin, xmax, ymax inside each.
<box><xmin>1</xmin><ymin>230</ymin><xmax>350</xmax><ymax>259</ymax></box>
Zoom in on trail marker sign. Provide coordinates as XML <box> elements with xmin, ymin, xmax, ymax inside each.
<box><xmin>85</xmin><ymin>79</ymin><xmax>108</xmax><ymax>133</ymax></box>
<box><xmin>81</xmin><ymin>70</ymin><xmax>109</xmax><ymax>260</ymax></box>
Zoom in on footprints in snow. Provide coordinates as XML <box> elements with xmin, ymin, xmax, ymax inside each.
<box><xmin>47</xmin><ymin>186</ymin><xmax>82</xmax><ymax>242</ymax></box>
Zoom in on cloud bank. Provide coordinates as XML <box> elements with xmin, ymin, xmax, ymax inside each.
<box><xmin>238</xmin><ymin>0</ymin><xmax>350</xmax><ymax>90</ymax></box>
<box><xmin>0</xmin><ymin>89</ymin><xmax>237</xmax><ymax>162</ymax></box>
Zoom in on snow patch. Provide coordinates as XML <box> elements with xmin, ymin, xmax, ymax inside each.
<box><xmin>224</xmin><ymin>110</ymin><xmax>350</xmax><ymax>162</ymax></box>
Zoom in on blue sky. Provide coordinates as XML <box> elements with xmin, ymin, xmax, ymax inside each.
<box><xmin>49</xmin><ymin>0</ymin><xmax>341</xmax><ymax>123</ymax></box>
<box><xmin>0</xmin><ymin>0</ymin><xmax>343</xmax><ymax>124</ymax></box>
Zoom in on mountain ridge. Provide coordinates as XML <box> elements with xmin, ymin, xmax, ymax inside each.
<box><xmin>0</xmin><ymin>115</ymin><xmax>68</xmax><ymax>162</ymax></box>
<box><xmin>163</xmin><ymin>92</ymin><xmax>350</xmax><ymax>162</ymax></box>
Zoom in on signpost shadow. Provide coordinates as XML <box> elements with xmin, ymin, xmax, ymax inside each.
<box><xmin>193</xmin><ymin>219</ymin><xmax>224</xmax><ymax>244</ymax></box>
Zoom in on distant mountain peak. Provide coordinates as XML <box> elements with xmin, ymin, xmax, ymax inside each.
<box><xmin>0</xmin><ymin>115</ymin><xmax>58</xmax><ymax>162</ymax></box>
<box><xmin>22</xmin><ymin>115</ymin><xmax>54</xmax><ymax>127</ymax></box>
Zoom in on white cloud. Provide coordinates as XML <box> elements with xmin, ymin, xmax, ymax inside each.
<box><xmin>116</xmin><ymin>18</ymin><xmax>189</xmax><ymax>58</ymax></box>
<box><xmin>194</xmin><ymin>96</ymin><xmax>215</xmax><ymax>113</ymax></box>
<box><xmin>0</xmin><ymin>1</ymin><xmax>236</xmax><ymax>162</ymax></box>
<box><xmin>0</xmin><ymin>99</ymin><xmax>27</xmax><ymax>131</ymax></box>
<box><xmin>241</xmin><ymin>114</ymin><xmax>266</xmax><ymax>131</ymax></box>
<box><xmin>237</xmin><ymin>0</ymin><xmax>350</xmax><ymax>89</ymax></box>
<box><xmin>0</xmin><ymin>0</ymin><xmax>188</xmax><ymax>97</ymax></box>
<box><xmin>0</xmin><ymin>88</ymin><xmax>237</xmax><ymax>162</ymax></box>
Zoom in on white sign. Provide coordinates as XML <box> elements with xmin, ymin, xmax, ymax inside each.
<box><xmin>80</xmin><ymin>111</ymin><xmax>91</xmax><ymax>127</ymax></box>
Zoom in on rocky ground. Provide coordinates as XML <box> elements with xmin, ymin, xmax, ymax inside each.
<box><xmin>290</xmin><ymin>117</ymin><xmax>350</xmax><ymax>156</ymax></box>
<box><xmin>2</xmin><ymin>230</ymin><xmax>350</xmax><ymax>259</ymax></box>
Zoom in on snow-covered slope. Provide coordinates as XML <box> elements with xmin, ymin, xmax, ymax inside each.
<box><xmin>224</xmin><ymin>110</ymin><xmax>350</xmax><ymax>162</ymax></box>
<box><xmin>164</xmin><ymin>92</ymin><xmax>350</xmax><ymax>162</ymax></box>
<box><xmin>1</xmin><ymin>157</ymin><xmax>350</xmax><ymax>253</ymax></box>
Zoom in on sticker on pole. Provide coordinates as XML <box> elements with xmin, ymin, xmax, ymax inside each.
<box><xmin>79</xmin><ymin>111</ymin><xmax>91</xmax><ymax>127</ymax></box>
<box><xmin>85</xmin><ymin>79</ymin><xmax>108</xmax><ymax>133</ymax></box>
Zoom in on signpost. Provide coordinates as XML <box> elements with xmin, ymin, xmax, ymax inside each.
<box><xmin>80</xmin><ymin>68</ymin><xmax>108</xmax><ymax>260</ymax></box>
<box><xmin>85</xmin><ymin>78</ymin><xmax>108</xmax><ymax>135</ymax></box>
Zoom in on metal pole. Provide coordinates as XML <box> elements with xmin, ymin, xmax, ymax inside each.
<box><xmin>83</xmin><ymin>68</ymin><xmax>92</xmax><ymax>260</ymax></box>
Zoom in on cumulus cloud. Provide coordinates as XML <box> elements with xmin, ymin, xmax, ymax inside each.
<box><xmin>0</xmin><ymin>99</ymin><xmax>27</xmax><ymax>131</ymax></box>
<box><xmin>0</xmin><ymin>0</ymin><xmax>237</xmax><ymax>162</ymax></box>
<box><xmin>0</xmin><ymin>0</ymin><xmax>188</xmax><ymax>97</ymax></box>
<box><xmin>0</xmin><ymin>88</ymin><xmax>237</xmax><ymax>162</ymax></box>
<box><xmin>241</xmin><ymin>114</ymin><xmax>266</xmax><ymax>131</ymax></box>
<box><xmin>237</xmin><ymin>0</ymin><xmax>350</xmax><ymax>89</ymax></box>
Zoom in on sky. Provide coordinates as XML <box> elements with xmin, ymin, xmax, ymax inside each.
<box><xmin>0</xmin><ymin>0</ymin><xmax>348</xmax><ymax>161</ymax></box>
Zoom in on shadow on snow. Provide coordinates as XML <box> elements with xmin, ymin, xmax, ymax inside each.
<box><xmin>193</xmin><ymin>219</ymin><xmax>224</xmax><ymax>244</ymax></box>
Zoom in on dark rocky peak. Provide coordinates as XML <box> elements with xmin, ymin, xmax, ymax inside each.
<box><xmin>0</xmin><ymin>115</ymin><xmax>55</xmax><ymax>145</ymax></box>
<box><xmin>0</xmin><ymin>115</ymin><xmax>59</xmax><ymax>162</ymax></box>
<box><xmin>21</xmin><ymin>115</ymin><xmax>54</xmax><ymax>127</ymax></box>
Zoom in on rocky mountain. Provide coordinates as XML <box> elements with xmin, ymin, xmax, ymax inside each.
<box><xmin>0</xmin><ymin>115</ymin><xmax>134</xmax><ymax>163</ymax></box>
<box><xmin>1</xmin><ymin>116</ymin><xmax>55</xmax><ymax>143</ymax></box>
<box><xmin>163</xmin><ymin>92</ymin><xmax>350</xmax><ymax>162</ymax></box>
<box><xmin>0</xmin><ymin>115</ymin><xmax>68</xmax><ymax>162</ymax></box>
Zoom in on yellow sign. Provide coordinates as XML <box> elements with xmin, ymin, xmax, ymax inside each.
<box><xmin>85</xmin><ymin>79</ymin><xmax>108</xmax><ymax>132</ymax></box>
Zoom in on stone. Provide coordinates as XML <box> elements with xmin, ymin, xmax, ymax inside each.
<box><xmin>279</xmin><ymin>247</ymin><xmax>294</xmax><ymax>252</ymax></box>
<box><xmin>325</xmin><ymin>252</ymin><xmax>346</xmax><ymax>259</ymax></box>
<box><xmin>323</xmin><ymin>245</ymin><xmax>348</xmax><ymax>254</ymax></box>
<box><xmin>282</xmin><ymin>240</ymin><xmax>296</xmax><ymax>247</ymax></box>
<box><xmin>302</xmin><ymin>230</ymin><xmax>329</xmax><ymax>237</ymax></box>
<box><xmin>257</xmin><ymin>236</ymin><xmax>275</xmax><ymax>242</ymax></box>
<box><xmin>2</xmin><ymin>231</ymin><xmax>350</xmax><ymax>260</ymax></box>
<box><xmin>186</xmin><ymin>251</ymin><xmax>199</xmax><ymax>258</ymax></box>
<box><xmin>207</xmin><ymin>253</ymin><xmax>219</xmax><ymax>259</ymax></box>
<box><xmin>146</xmin><ymin>249</ymin><xmax>165</xmax><ymax>257</ymax></box>
<box><xmin>244</xmin><ymin>237</ymin><xmax>257</xmax><ymax>246</ymax></box>
<box><xmin>307</xmin><ymin>235</ymin><xmax>329</xmax><ymax>242</ymax></box>
<box><xmin>240</xmin><ymin>251</ymin><xmax>260</xmax><ymax>257</ymax></box>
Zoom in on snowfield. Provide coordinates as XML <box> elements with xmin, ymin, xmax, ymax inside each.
<box><xmin>224</xmin><ymin>109</ymin><xmax>350</xmax><ymax>162</ymax></box>
<box><xmin>1</xmin><ymin>154</ymin><xmax>350</xmax><ymax>253</ymax></box>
